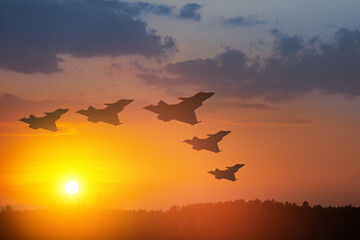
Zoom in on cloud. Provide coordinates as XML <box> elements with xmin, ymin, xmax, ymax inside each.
<box><xmin>0</xmin><ymin>0</ymin><xmax>177</xmax><ymax>73</ymax></box>
<box><xmin>0</xmin><ymin>93</ymin><xmax>86</xmax><ymax>136</ymax></box>
<box><xmin>204</xmin><ymin>101</ymin><xmax>277</xmax><ymax>111</ymax></box>
<box><xmin>111</xmin><ymin>2</ymin><xmax>204</xmax><ymax>21</ymax></box>
<box><xmin>222</xmin><ymin>15</ymin><xmax>266</xmax><ymax>27</ymax></box>
<box><xmin>220</xmin><ymin>118</ymin><xmax>315</xmax><ymax>126</ymax></box>
<box><xmin>116</xmin><ymin>1</ymin><xmax>173</xmax><ymax>17</ymax></box>
<box><xmin>0</xmin><ymin>127</ymin><xmax>79</xmax><ymax>137</ymax></box>
<box><xmin>225</xmin><ymin>102</ymin><xmax>275</xmax><ymax>110</ymax></box>
<box><xmin>138</xmin><ymin>28</ymin><xmax>360</xmax><ymax>102</ymax></box>
<box><xmin>0</xmin><ymin>93</ymin><xmax>85</xmax><ymax>122</ymax></box>
<box><xmin>131</xmin><ymin>60</ymin><xmax>159</xmax><ymax>74</ymax></box>
<box><xmin>108</xmin><ymin>63</ymin><xmax>122</xmax><ymax>75</ymax></box>
<box><xmin>270</xmin><ymin>29</ymin><xmax>304</xmax><ymax>58</ymax></box>
<box><xmin>178</xmin><ymin>3</ymin><xmax>203</xmax><ymax>21</ymax></box>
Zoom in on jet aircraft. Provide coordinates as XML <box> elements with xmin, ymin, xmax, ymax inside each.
<box><xmin>208</xmin><ymin>164</ymin><xmax>245</xmax><ymax>181</ymax></box>
<box><xmin>143</xmin><ymin>92</ymin><xmax>214</xmax><ymax>125</ymax></box>
<box><xmin>76</xmin><ymin>99</ymin><xmax>133</xmax><ymax>126</ymax></box>
<box><xmin>183</xmin><ymin>130</ymin><xmax>231</xmax><ymax>153</ymax></box>
<box><xmin>19</xmin><ymin>109</ymin><xmax>69</xmax><ymax>132</ymax></box>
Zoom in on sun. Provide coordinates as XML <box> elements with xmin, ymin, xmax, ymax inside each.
<box><xmin>65</xmin><ymin>181</ymin><xmax>79</xmax><ymax>194</ymax></box>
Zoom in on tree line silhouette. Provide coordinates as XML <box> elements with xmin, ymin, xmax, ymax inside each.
<box><xmin>1</xmin><ymin>199</ymin><xmax>359</xmax><ymax>240</ymax></box>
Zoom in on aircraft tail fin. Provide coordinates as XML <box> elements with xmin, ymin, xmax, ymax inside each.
<box><xmin>179</xmin><ymin>97</ymin><xmax>188</xmax><ymax>100</ymax></box>
<box><xmin>88</xmin><ymin>106</ymin><xmax>96</xmax><ymax>110</ymax></box>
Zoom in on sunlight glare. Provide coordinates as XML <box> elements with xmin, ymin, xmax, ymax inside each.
<box><xmin>65</xmin><ymin>181</ymin><xmax>79</xmax><ymax>194</ymax></box>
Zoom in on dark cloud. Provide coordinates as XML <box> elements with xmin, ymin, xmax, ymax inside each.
<box><xmin>308</xmin><ymin>36</ymin><xmax>321</xmax><ymax>46</ymax></box>
<box><xmin>0</xmin><ymin>0</ymin><xmax>177</xmax><ymax>73</ymax></box>
<box><xmin>270</xmin><ymin>29</ymin><xmax>304</xmax><ymax>58</ymax></box>
<box><xmin>116</xmin><ymin>1</ymin><xmax>173</xmax><ymax>16</ymax></box>
<box><xmin>138</xmin><ymin>28</ymin><xmax>360</xmax><ymax>102</ymax></box>
<box><xmin>222</xmin><ymin>15</ymin><xmax>266</xmax><ymax>27</ymax></box>
<box><xmin>112</xmin><ymin>2</ymin><xmax>204</xmax><ymax>21</ymax></box>
<box><xmin>178</xmin><ymin>3</ymin><xmax>203</xmax><ymax>21</ymax></box>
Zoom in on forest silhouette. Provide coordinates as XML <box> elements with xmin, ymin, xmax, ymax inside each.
<box><xmin>1</xmin><ymin>199</ymin><xmax>359</xmax><ymax>240</ymax></box>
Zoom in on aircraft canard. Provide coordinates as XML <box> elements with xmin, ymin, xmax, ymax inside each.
<box><xmin>19</xmin><ymin>108</ymin><xmax>69</xmax><ymax>132</ymax></box>
<box><xmin>76</xmin><ymin>99</ymin><xmax>133</xmax><ymax>126</ymax></box>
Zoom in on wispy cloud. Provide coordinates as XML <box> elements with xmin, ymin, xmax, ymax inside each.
<box><xmin>220</xmin><ymin>118</ymin><xmax>315</xmax><ymax>126</ymax></box>
<box><xmin>0</xmin><ymin>122</ymin><xmax>79</xmax><ymax>137</ymax></box>
<box><xmin>222</xmin><ymin>15</ymin><xmax>266</xmax><ymax>27</ymax></box>
<box><xmin>0</xmin><ymin>93</ymin><xmax>85</xmax><ymax>122</ymax></box>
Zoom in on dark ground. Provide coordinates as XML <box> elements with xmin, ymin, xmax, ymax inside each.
<box><xmin>1</xmin><ymin>199</ymin><xmax>359</xmax><ymax>240</ymax></box>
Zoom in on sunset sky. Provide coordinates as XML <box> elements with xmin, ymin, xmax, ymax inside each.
<box><xmin>1</xmin><ymin>0</ymin><xmax>360</xmax><ymax>209</ymax></box>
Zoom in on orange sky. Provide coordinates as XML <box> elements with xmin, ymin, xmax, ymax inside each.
<box><xmin>1</xmin><ymin>0</ymin><xmax>360</xmax><ymax>210</ymax></box>
<box><xmin>0</xmin><ymin>90</ymin><xmax>359</xmax><ymax>209</ymax></box>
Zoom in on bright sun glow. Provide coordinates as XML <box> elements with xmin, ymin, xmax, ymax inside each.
<box><xmin>65</xmin><ymin>181</ymin><xmax>79</xmax><ymax>194</ymax></box>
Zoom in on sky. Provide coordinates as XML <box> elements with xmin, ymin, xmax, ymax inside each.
<box><xmin>0</xmin><ymin>0</ymin><xmax>359</xmax><ymax>209</ymax></box>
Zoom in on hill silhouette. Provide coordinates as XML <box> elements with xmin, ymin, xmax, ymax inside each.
<box><xmin>1</xmin><ymin>199</ymin><xmax>359</xmax><ymax>240</ymax></box>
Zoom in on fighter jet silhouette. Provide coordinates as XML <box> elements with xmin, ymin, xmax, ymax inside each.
<box><xmin>19</xmin><ymin>109</ymin><xmax>69</xmax><ymax>132</ymax></box>
<box><xmin>76</xmin><ymin>99</ymin><xmax>133</xmax><ymax>126</ymax></box>
<box><xmin>208</xmin><ymin>164</ymin><xmax>245</xmax><ymax>181</ymax></box>
<box><xmin>143</xmin><ymin>92</ymin><xmax>214</xmax><ymax>125</ymax></box>
<box><xmin>183</xmin><ymin>131</ymin><xmax>231</xmax><ymax>153</ymax></box>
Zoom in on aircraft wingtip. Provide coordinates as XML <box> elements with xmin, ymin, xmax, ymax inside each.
<box><xmin>143</xmin><ymin>105</ymin><xmax>152</xmax><ymax>109</ymax></box>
